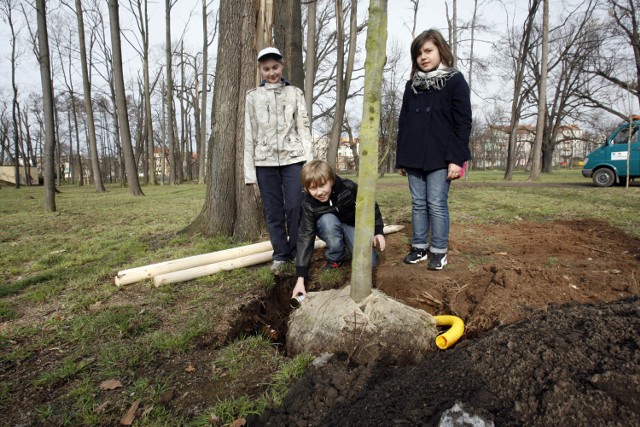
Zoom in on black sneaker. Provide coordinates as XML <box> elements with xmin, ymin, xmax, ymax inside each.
<box><xmin>428</xmin><ymin>253</ymin><xmax>447</xmax><ymax>270</ymax></box>
<box><xmin>403</xmin><ymin>247</ymin><xmax>429</xmax><ymax>264</ymax></box>
<box><xmin>323</xmin><ymin>261</ymin><xmax>343</xmax><ymax>270</ymax></box>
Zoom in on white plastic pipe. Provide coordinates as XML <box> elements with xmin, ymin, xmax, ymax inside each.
<box><xmin>115</xmin><ymin>240</ymin><xmax>274</xmax><ymax>286</ymax></box>
<box><xmin>152</xmin><ymin>225</ymin><xmax>405</xmax><ymax>287</ymax></box>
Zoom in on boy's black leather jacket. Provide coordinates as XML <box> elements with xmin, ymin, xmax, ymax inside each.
<box><xmin>295</xmin><ymin>176</ymin><xmax>384</xmax><ymax>278</ymax></box>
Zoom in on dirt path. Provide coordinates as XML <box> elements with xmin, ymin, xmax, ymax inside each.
<box><xmin>252</xmin><ymin>219</ymin><xmax>640</xmax><ymax>426</ymax></box>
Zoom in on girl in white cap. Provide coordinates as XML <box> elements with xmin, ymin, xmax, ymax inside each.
<box><xmin>244</xmin><ymin>47</ymin><xmax>314</xmax><ymax>274</ymax></box>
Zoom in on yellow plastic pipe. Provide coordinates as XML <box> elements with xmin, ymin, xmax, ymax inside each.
<box><xmin>433</xmin><ymin>315</ymin><xmax>464</xmax><ymax>349</ymax></box>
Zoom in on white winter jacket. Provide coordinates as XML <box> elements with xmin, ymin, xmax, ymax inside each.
<box><xmin>244</xmin><ymin>82</ymin><xmax>314</xmax><ymax>184</ymax></box>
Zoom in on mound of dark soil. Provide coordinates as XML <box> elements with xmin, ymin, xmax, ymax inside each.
<box><xmin>251</xmin><ymin>297</ymin><xmax>640</xmax><ymax>426</ymax></box>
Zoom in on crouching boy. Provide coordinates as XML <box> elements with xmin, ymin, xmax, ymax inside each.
<box><xmin>291</xmin><ymin>160</ymin><xmax>386</xmax><ymax>298</ymax></box>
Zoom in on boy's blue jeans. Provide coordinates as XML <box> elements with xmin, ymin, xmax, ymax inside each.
<box><xmin>406</xmin><ymin>168</ymin><xmax>451</xmax><ymax>254</ymax></box>
<box><xmin>316</xmin><ymin>213</ymin><xmax>378</xmax><ymax>266</ymax></box>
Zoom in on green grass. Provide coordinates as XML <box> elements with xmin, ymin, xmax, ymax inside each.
<box><xmin>0</xmin><ymin>170</ymin><xmax>638</xmax><ymax>425</ymax></box>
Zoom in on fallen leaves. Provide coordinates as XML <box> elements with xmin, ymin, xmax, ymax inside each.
<box><xmin>99</xmin><ymin>379</ymin><xmax>123</xmax><ymax>390</ymax></box>
<box><xmin>120</xmin><ymin>399</ymin><xmax>140</xmax><ymax>426</ymax></box>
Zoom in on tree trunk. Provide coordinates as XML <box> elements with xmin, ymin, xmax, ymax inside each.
<box><xmin>504</xmin><ymin>0</ymin><xmax>540</xmax><ymax>180</ymax></box>
<box><xmin>36</xmin><ymin>0</ymin><xmax>56</xmax><ymax>211</ymax></box>
<box><xmin>108</xmin><ymin>0</ymin><xmax>143</xmax><ymax>195</ymax></box>
<box><xmin>529</xmin><ymin>0</ymin><xmax>548</xmax><ymax>181</ymax></box>
<box><xmin>350</xmin><ymin>0</ymin><xmax>387</xmax><ymax>303</ymax></box>
<box><xmin>274</xmin><ymin>0</ymin><xmax>304</xmax><ymax>89</ymax></box>
<box><xmin>304</xmin><ymin>0</ymin><xmax>316</xmax><ymax>126</ymax></box>
<box><xmin>198</xmin><ymin>0</ymin><xmax>209</xmax><ymax>185</ymax></box>
<box><xmin>327</xmin><ymin>0</ymin><xmax>357</xmax><ymax>168</ymax></box>
<box><xmin>166</xmin><ymin>0</ymin><xmax>178</xmax><ymax>185</ymax></box>
<box><xmin>6</xmin><ymin>1</ymin><xmax>21</xmax><ymax>189</ymax></box>
<box><xmin>185</xmin><ymin>0</ymin><xmax>263</xmax><ymax>240</ymax></box>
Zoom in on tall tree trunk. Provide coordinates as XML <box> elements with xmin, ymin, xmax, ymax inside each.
<box><xmin>185</xmin><ymin>0</ymin><xmax>263</xmax><ymax>240</ymax></box>
<box><xmin>71</xmin><ymin>97</ymin><xmax>84</xmax><ymax>186</ymax></box>
<box><xmin>529</xmin><ymin>0</ymin><xmax>548</xmax><ymax>181</ymax></box>
<box><xmin>327</xmin><ymin>0</ymin><xmax>357</xmax><ymax>168</ymax></box>
<box><xmin>6</xmin><ymin>1</ymin><xmax>21</xmax><ymax>189</ymax></box>
<box><xmin>134</xmin><ymin>0</ymin><xmax>156</xmax><ymax>186</ymax></box>
<box><xmin>165</xmin><ymin>0</ymin><xmax>178</xmax><ymax>185</ymax></box>
<box><xmin>108</xmin><ymin>0</ymin><xmax>144</xmax><ymax>195</ymax></box>
<box><xmin>36</xmin><ymin>0</ymin><xmax>56</xmax><ymax>211</ymax></box>
<box><xmin>304</xmin><ymin>0</ymin><xmax>316</xmax><ymax>127</ymax></box>
<box><xmin>198</xmin><ymin>0</ymin><xmax>209</xmax><ymax>184</ymax></box>
<box><xmin>274</xmin><ymin>0</ymin><xmax>304</xmax><ymax>89</ymax></box>
<box><xmin>504</xmin><ymin>0</ymin><xmax>540</xmax><ymax>180</ymax></box>
<box><xmin>350</xmin><ymin>0</ymin><xmax>387</xmax><ymax>303</ymax></box>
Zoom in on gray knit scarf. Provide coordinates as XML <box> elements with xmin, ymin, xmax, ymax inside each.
<box><xmin>411</xmin><ymin>65</ymin><xmax>458</xmax><ymax>94</ymax></box>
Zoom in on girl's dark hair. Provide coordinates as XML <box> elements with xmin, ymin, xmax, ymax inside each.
<box><xmin>410</xmin><ymin>29</ymin><xmax>454</xmax><ymax>76</ymax></box>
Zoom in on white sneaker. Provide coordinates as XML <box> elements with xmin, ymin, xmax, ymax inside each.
<box><xmin>270</xmin><ymin>260</ymin><xmax>287</xmax><ymax>274</ymax></box>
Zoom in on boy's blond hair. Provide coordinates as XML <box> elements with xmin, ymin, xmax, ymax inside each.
<box><xmin>301</xmin><ymin>160</ymin><xmax>335</xmax><ymax>191</ymax></box>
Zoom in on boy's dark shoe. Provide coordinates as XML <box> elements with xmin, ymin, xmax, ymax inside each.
<box><xmin>403</xmin><ymin>247</ymin><xmax>429</xmax><ymax>264</ymax></box>
<box><xmin>428</xmin><ymin>253</ymin><xmax>447</xmax><ymax>270</ymax></box>
<box><xmin>323</xmin><ymin>261</ymin><xmax>343</xmax><ymax>270</ymax></box>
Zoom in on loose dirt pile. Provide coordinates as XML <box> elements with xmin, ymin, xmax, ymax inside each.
<box><xmin>251</xmin><ymin>219</ymin><xmax>640</xmax><ymax>426</ymax></box>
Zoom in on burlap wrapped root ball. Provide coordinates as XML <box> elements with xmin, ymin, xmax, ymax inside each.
<box><xmin>287</xmin><ymin>285</ymin><xmax>437</xmax><ymax>366</ymax></box>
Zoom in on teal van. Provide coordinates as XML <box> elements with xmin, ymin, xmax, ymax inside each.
<box><xmin>582</xmin><ymin>117</ymin><xmax>640</xmax><ymax>187</ymax></box>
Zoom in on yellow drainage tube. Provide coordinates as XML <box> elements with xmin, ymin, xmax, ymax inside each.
<box><xmin>433</xmin><ymin>315</ymin><xmax>464</xmax><ymax>349</ymax></box>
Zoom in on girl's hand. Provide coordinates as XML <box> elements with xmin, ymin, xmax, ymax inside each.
<box><xmin>373</xmin><ymin>235</ymin><xmax>386</xmax><ymax>251</ymax></box>
<box><xmin>447</xmin><ymin>163</ymin><xmax>462</xmax><ymax>180</ymax></box>
<box><xmin>397</xmin><ymin>168</ymin><xmax>407</xmax><ymax>176</ymax></box>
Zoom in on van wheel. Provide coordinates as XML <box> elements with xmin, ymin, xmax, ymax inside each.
<box><xmin>592</xmin><ymin>168</ymin><xmax>615</xmax><ymax>187</ymax></box>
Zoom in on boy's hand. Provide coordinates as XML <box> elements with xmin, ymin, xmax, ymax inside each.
<box><xmin>373</xmin><ymin>234</ymin><xmax>386</xmax><ymax>251</ymax></box>
<box><xmin>292</xmin><ymin>277</ymin><xmax>306</xmax><ymax>298</ymax></box>
<box><xmin>397</xmin><ymin>168</ymin><xmax>406</xmax><ymax>176</ymax></box>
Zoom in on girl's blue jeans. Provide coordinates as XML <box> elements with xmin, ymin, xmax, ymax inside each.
<box><xmin>406</xmin><ymin>167</ymin><xmax>451</xmax><ymax>254</ymax></box>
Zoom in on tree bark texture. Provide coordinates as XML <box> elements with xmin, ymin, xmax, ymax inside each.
<box><xmin>108</xmin><ymin>0</ymin><xmax>143</xmax><ymax>195</ymax></box>
<box><xmin>529</xmin><ymin>0</ymin><xmax>548</xmax><ymax>181</ymax></box>
<box><xmin>274</xmin><ymin>0</ymin><xmax>304</xmax><ymax>89</ymax></box>
<box><xmin>350</xmin><ymin>0</ymin><xmax>387</xmax><ymax>303</ymax></box>
<box><xmin>36</xmin><ymin>0</ymin><xmax>56</xmax><ymax>211</ymax></box>
<box><xmin>75</xmin><ymin>0</ymin><xmax>106</xmax><ymax>192</ymax></box>
<box><xmin>186</xmin><ymin>0</ymin><xmax>263</xmax><ymax>240</ymax></box>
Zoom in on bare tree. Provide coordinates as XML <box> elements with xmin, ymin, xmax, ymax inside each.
<box><xmin>351</xmin><ymin>0</ymin><xmax>387</xmax><ymax>303</ymax></box>
<box><xmin>503</xmin><ymin>0</ymin><xmax>541</xmax><ymax>180</ymax></box>
<box><xmin>326</xmin><ymin>0</ymin><xmax>358</xmax><ymax>168</ymax></box>
<box><xmin>275</xmin><ymin>0</ymin><xmax>305</xmax><ymax>88</ymax></box>
<box><xmin>304</xmin><ymin>0</ymin><xmax>316</xmax><ymax>120</ymax></box>
<box><xmin>529</xmin><ymin>0</ymin><xmax>548</xmax><ymax>181</ymax></box>
<box><xmin>35</xmin><ymin>0</ymin><xmax>57</xmax><ymax>210</ymax></box>
<box><xmin>108</xmin><ymin>0</ymin><xmax>143</xmax><ymax>195</ymax></box>
<box><xmin>1</xmin><ymin>0</ymin><xmax>22</xmax><ymax>189</ymax></box>
<box><xmin>185</xmin><ymin>0</ymin><xmax>263</xmax><ymax>240</ymax></box>
<box><xmin>70</xmin><ymin>0</ymin><xmax>105</xmax><ymax>191</ymax></box>
<box><xmin>445</xmin><ymin>0</ymin><xmax>458</xmax><ymax>67</ymax></box>
<box><xmin>165</xmin><ymin>0</ymin><xmax>179</xmax><ymax>185</ymax></box>
<box><xmin>579</xmin><ymin>0</ymin><xmax>640</xmax><ymax>118</ymax></box>
<box><xmin>198</xmin><ymin>0</ymin><xmax>215</xmax><ymax>185</ymax></box>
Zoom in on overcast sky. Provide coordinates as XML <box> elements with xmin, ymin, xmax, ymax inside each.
<box><xmin>0</xmin><ymin>0</ymin><xmax>524</xmax><ymax>119</ymax></box>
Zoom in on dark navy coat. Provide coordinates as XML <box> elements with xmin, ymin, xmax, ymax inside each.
<box><xmin>395</xmin><ymin>71</ymin><xmax>472</xmax><ymax>171</ymax></box>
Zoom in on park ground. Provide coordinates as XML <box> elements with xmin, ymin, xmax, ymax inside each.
<box><xmin>1</xmin><ymin>173</ymin><xmax>639</xmax><ymax>426</ymax></box>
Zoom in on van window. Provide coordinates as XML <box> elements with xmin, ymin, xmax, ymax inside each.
<box><xmin>613</xmin><ymin>125</ymin><xmax>639</xmax><ymax>144</ymax></box>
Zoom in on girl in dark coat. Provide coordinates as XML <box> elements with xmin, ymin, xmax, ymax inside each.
<box><xmin>395</xmin><ymin>29</ymin><xmax>472</xmax><ymax>270</ymax></box>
